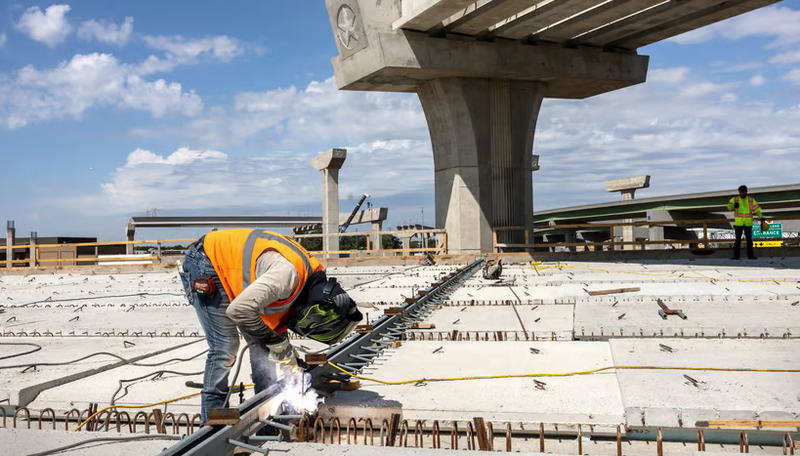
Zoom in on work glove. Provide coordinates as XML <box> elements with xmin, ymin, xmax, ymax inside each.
<box><xmin>266</xmin><ymin>339</ymin><xmax>300</xmax><ymax>374</ymax></box>
<box><xmin>734</xmin><ymin>202</ymin><xmax>739</xmax><ymax>208</ymax></box>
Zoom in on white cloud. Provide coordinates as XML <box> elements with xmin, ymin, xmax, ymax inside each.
<box><xmin>783</xmin><ymin>69</ymin><xmax>800</xmax><ymax>85</ymax></box>
<box><xmin>124</xmin><ymin>147</ymin><xmax>227</xmax><ymax>167</ymax></box>
<box><xmin>15</xmin><ymin>4</ymin><xmax>72</xmax><ymax>47</ymax></box>
<box><xmin>142</xmin><ymin>35</ymin><xmax>254</xmax><ymax>63</ymax></box>
<box><xmin>771</xmin><ymin>49</ymin><xmax>800</xmax><ymax>65</ymax></box>
<box><xmin>146</xmin><ymin>78</ymin><xmax>428</xmax><ymax>148</ymax></box>
<box><xmin>679</xmin><ymin>81</ymin><xmax>737</xmax><ymax>97</ymax></box>
<box><xmin>0</xmin><ymin>33</ymin><xmax>6</xmax><ymax>48</ymax></box>
<box><xmin>670</xmin><ymin>6</ymin><xmax>800</xmax><ymax>47</ymax></box>
<box><xmin>648</xmin><ymin>67</ymin><xmax>690</xmax><ymax>84</ymax></box>
<box><xmin>93</xmin><ymin>140</ymin><xmax>434</xmax><ymax>215</ymax></box>
<box><xmin>750</xmin><ymin>75</ymin><xmax>766</xmax><ymax>86</ymax></box>
<box><xmin>105</xmin><ymin>65</ymin><xmax>800</xmax><ymax>219</ymax></box>
<box><xmin>78</xmin><ymin>17</ymin><xmax>133</xmax><ymax>45</ymax></box>
<box><xmin>0</xmin><ymin>53</ymin><xmax>202</xmax><ymax>129</ymax></box>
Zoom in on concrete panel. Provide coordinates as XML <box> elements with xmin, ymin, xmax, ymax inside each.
<box><xmin>493</xmin><ymin>0</ymin><xmax>605</xmax><ymax>40</ymax></box>
<box><xmin>331</xmin><ymin>30</ymin><xmax>650</xmax><ymax>98</ymax></box>
<box><xmin>608</xmin><ymin>0</ymin><xmax>782</xmax><ymax>49</ymax></box>
<box><xmin>574</xmin><ymin>298</ymin><xmax>800</xmax><ymax>340</ymax></box>
<box><xmin>0</xmin><ymin>429</ymin><xmax>180</xmax><ymax>456</ymax></box>
<box><xmin>447</xmin><ymin>286</ymin><xmax>521</xmax><ymax>302</ymax></box>
<box><xmin>394</xmin><ymin>0</ymin><xmax>476</xmax><ymax>31</ymax></box>
<box><xmin>0</xmin><ymin>337</ymin><xmax>202</xmax><ymax>406</ymax></box>
<box><xmin>448</xmin><ymin>0</ymin><xmax>545</xmax><ymax>35</ymax></box>
<box><xmin>1</xmin><ymin>305</ymin><xmax>200</xmax><ymax>337</ymax></box>
<box><xmin>423</xmin><ymin>304</ymin><xmax>573</xmax><ymax>334</ymax></box>
<box><xmin>325</xmin><ymin>341</ymin><xmax>624</xmax><ymax>425</ymax></box>
<box><xmin>25</xmin><ymin>342</ymin><xmax>216</xmax><ymax>414</ymax></box>
<box><xmin>609</xmin><ymin>339</ymin><xmax>800</xmax><ymax>429</ymax></box>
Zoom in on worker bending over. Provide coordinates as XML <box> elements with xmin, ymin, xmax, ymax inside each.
<box><xmin>726</xmin><ymin>185</ymin><xmax>763</xmax><ymax>260</ymax></box>
<box><xmin>180</xmin><ymin>229</ymin><xmax>362</xmax><ymax>424</ymax></box>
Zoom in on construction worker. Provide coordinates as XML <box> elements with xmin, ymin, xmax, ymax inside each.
<box><xmin>180</xmin><ymin>229</ymin><xmax>362</xmax><ymax>424</ymax></box>
<box><xmin>482</xmin><ymin>258</ymin><xmax>503</xmax><ymax>280</ymax></box>
<box><xmin>726</xmin><ymin>185</ymin><xmax>763</xmax><ymax>260</ymax></box>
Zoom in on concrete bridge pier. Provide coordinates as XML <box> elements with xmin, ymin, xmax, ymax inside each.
<box><xmin>419</xmin><ymin>78</ymin><xmax>544</xmax><ymax>253</ymax></box>
<box><xmin>324</xmin><ymin>0</ymin><xmax>650</xmax><ymax>253</ymax></box>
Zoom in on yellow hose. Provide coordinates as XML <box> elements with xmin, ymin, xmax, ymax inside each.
<box><xmin>327</xmin><ymin>362</ymin><xmax>800</xmax><ymax>386</ymax></box>
<box><xmin>73</xmin><ymin>383</ymin><xmax>255</xmax><ymax>431</ymax></box>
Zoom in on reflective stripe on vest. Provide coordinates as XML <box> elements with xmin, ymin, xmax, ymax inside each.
<box><xmin>241</xmin><ymin>229</ymin><xmax>313</xmax><ymax>315</ymax></box>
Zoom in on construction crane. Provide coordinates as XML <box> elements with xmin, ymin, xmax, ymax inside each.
<box><xmin>339</xmin><ymin>193</ymin><xmax>370</xmax><ymax>233</ymax></box>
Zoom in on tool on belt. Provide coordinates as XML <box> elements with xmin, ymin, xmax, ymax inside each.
<box><xmin>192</xmin><ymin>275</ymin><xmax>217</xmax><ymax>296</ymax></box>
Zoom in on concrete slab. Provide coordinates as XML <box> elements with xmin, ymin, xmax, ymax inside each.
<box><xmin>0</xmin><ymin>428</ymin><xmax>180</xmax><ymax>456</ymax></box>
<box><xmin>574</xmin><ymin>298</ymin><xmax>800</xmax><ymax>339</ymax></box>
<box><xmin>0</xmin><ymin>337</ymin><xmax>201</xmax><ymax>407</ymax></box>
<box><xmin>323</xmin><ymin>341</ymin><xmax>624</xmax><ymax>426</ymax></box>
<box><xmin>421</xmin><ymin>305</ymin><xmax>574</xmax><ymax>340</ymax></box>
<box><xmin>1</xmin><ymin>305</ymin><xmax>200</xmax><ymax>337</ymax></box>
<box><xmin>447</xmin><ymin>286</ymin><xmax>520</xmax><ymax>302</ymax></box>
<box><xmin>609</xmin><ymin>339</ymin><xmax>800</xmax><ymax>429</ymax></box>
<box><xmin>24</xmin><ymin>341</ymin><xmax>230</xmax><ymax>415</ymax></box>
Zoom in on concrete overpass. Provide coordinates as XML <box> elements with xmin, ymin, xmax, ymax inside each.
<box><xmin>323</xmin><ymin>0</ymin><xmax>782</xmax><ymax>253</ymax></box>
<box><xmin>532</xmin><ymin>183</ymin><xmax>800</xmax><ymax>248</ymax></box>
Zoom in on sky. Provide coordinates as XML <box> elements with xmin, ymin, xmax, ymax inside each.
<box><xmin>0</xmin><ymin>0</ymin><xmax>799</xmax><ymax>241</ymax></box>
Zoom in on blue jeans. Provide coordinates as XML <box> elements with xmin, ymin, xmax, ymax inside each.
<box><xmin>180</xmin><ymin>239</ymin><xmax>277</xmax><ymax>424</ymax></box>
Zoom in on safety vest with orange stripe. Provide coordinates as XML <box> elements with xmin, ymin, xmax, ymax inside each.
<box><xmin>726</xmin><ymin>196</ymin><xmax>762</xmax><ymax>227</ymax></box>
<box><xmin>202</xmin><ymin>229</ymin><xmax>324</xmax><ymax>331</ymax></box>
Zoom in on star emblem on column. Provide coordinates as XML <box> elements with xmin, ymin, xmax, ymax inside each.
<box><xmin>337</xmin><ymin>5</ymin><xmax>359</xmax><ymax>49</ymax></box>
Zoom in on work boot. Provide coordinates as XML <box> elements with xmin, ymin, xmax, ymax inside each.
<box><xmin>748</xmin><ymin>256</ymin><xmax>757</xmax><ymax>260</ymax></box>
<box><xmin>730</xmin><ymin>256</ymin><xmax>740</xmax><ymax>260</ymax></box>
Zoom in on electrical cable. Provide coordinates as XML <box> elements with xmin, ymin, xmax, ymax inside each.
<box><xmin>0</xmin><ymin>342</ymin><xmax>42</xmax><ymax>361</ymax></box>
<box><xmin>111</xmin><ymin>370</ymin><xmax>205</xmax><ymax>405</ymax></box>
<box><xmin>16</xmin><ymin>292</ymin><xmax>186</xmax><ymax>308</ymax></box>
<box><xmin>224</xmin><ymin>343</ymin><xmax>255</xmax><ymax>407</ymax></box>
<box><xmin>327</xmin><ymin>362</ymin><xmax>800</xmax><ymax>386</ymax></box>
<box><xmin>0</xmin><ymin>350</ymin><xmax>207</xmax><ymax>370</ymax></box>
<box><xmin>74</xmin><ymin>346</ymin><xmax>256</xmax><ymax>432</ymax></box>
<box><xmin>26</xmin><ymin>434</ymin><xmax>182</xmax><ymax>456</ymax></box>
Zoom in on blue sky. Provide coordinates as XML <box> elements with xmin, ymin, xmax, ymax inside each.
<box><xmin>0</xmin><ymin>0</ymin><xmax>799</xmax><ymax>241</ymax></box>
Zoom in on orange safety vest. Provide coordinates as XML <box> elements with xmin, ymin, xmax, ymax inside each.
<box><xmin>202</xmin><ymin>229</ymin><xmax>324</xmax><ymax>331</ymax></box>
<box><xmin>728</xmin><ymin>196</ymin><xmax>761</xmax><ymax>227</ymax></box>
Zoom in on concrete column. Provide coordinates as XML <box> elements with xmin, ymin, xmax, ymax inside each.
<box><xmin>125</xmin><ymin>221</ymin><xmax>135</xmax><ymax>255</ymax></box>
<box><xmin>311</xmin><ymin>149</ymin><xmax>347</xmax><ymax>258</ymax></box>
<box><xmin>564</xmin><ymin>231</ymin><xmax>577</xmax><ymax>253</ymax></box>
<box><xmin>605</xmin><ymin>176</ymin><xmax>650</xmax><ymax>251</ymax></box>
<box><xmin>372</xmin><ymin>221</ymin><xmax>383</xmax><ymax>252</ymax></box>
<box><xmin>399</xmin><ymin>234</ymin><xmax>412</xmax><ymax>254</ymax></box>
<box><xmin>29</xmin><ymin>231</ymin><xmax>37</xmax><ymax>267</ymax></box>
<box><xmin>649</xmin><ymin>225</ymin><xmax>665</xmax><ymax>250</ymax></box>
<box><xmin>418</xmin><ymin>78</ymin><xmax>545</xmax><ymax>254</ymax></box>
<box><xmin>6</xmin><ymin>221</ymin><xmax>15</xmax><ymax>268</ymax></box>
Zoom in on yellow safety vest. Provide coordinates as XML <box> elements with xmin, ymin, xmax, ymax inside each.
<box><xmin>202</xmin><ymin>229</ymin><xmax>324</xmax><ymax>332</ymax></box>
<box><xmin>727</xmin><ymin>196</ymin><xmax>762</xmax><ymax>227</ymax></box>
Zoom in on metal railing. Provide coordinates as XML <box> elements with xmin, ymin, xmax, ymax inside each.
<box><xmin>0</xmin><ymin>229</ymin><xmax>448</xmax><ymax>268</ymax></box>
<box><xmin>493</xmin><ymin>217</ymin><xmax>800</xmax><ymax>253</ymax></box>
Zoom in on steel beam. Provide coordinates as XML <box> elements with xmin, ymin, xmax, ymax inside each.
<box><xmin>394</xmin><ymin>0</ymin><xmax>477</xmax><ymax>32</ymax></box>
<box><xmin>157</xmin><ymin>381</ymin><xmax>288</xmax><ymax>456</ymax></box>
<box><xmin>531</xmin><ymin>0</ymin><xmax>667</xmax><ymax>43</ymax></box>
<box><xmin>606</xmin><ymin>0</ymin><xmax>782</xmax><ymax>49</ymax></box>
<box><xmin>446</xmin><ymin>0</ymin><xmax>543</xmax><ymax>36</ymax></box>
<box><xmin>491</xmin><ymin>0</ymin><xmax>605</xmax><ymax>40</ymax></box>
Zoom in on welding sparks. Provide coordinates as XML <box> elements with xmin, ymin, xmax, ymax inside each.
<box><xmin>282</xmin><ymin>370</ymin><xmax>322</xmax><ymax>413</ymax></box>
